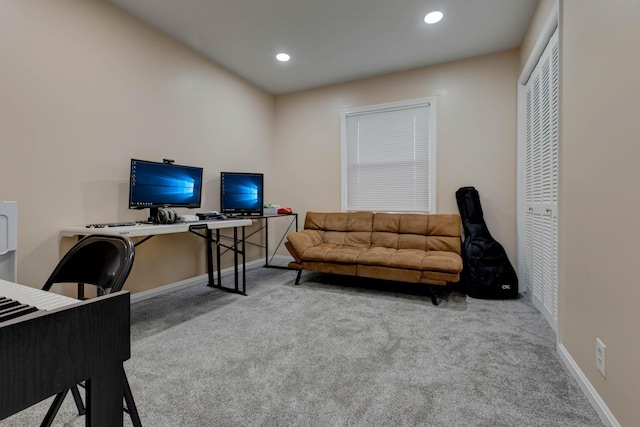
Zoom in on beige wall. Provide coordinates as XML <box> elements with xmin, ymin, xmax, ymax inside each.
<box><xmin>273</xmin><ymin>50</ymin><xmax>520</xmax><ymax>260</ymax></box>
<box><xmin>519</xmin><ymin>0</ymin><xmax>557</xmax><ymax>71</ymax></box>
<box><xmin>0</xmin><ymin>0</ymin><xmax>275</xmax><ymax>294</ymax></box>
<box><xmin>561</xmin><ymin>1</ymin><xmax>640</xmax><ymax>424</ymax></box>
<box><xmin>520</xmin><ymin>0</ymin><xmax>640</xmax><ymax>424</ymax></box>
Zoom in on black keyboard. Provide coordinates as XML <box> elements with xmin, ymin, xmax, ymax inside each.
<box><xmin>85</xmin><ymin>222</ymin><xmax>138</xmax><ymax>228</ymax></box>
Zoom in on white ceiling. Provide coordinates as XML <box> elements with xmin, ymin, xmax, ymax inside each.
<box><xmin>108</xmin><ymin>0</ymin><xmax>539</xmax><ymax>95</ymax></box>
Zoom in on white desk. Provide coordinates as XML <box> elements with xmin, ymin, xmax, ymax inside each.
<box><xmin>61</xmin><ymin>219</ymin><xmax>253</xmax><ymax>296</ymax></box>
<box><xmin>61</xmin><ymin>219</ymin><xmax>251</xmax><ymax>238</ymax></box>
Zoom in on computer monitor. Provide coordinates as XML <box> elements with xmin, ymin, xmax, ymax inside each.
<box><xmin>220</xmin><ymin>172</ymin><xmax>264</xmax><ymax>216</ymax></box>
<box><xmin>129</xmin><ymin>159</ymin><xmax>203</xmax><ymax>219</ymax></box>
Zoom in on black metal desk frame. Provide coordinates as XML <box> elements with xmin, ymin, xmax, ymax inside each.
<box><xmin>217</xmin><ymin>213</ymin><xmax>298</xmax><ymax>269</ymax></box>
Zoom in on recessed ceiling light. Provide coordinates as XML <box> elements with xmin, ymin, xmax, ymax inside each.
<box><xmin>276</xmin><ymin>53</ymin><xmax>291</xmax><ymax>62</ymax></box>
<box><xmin>424</xmin><ymin>11</ymin><xmax>443</xmax><ymax>24</ymax></box>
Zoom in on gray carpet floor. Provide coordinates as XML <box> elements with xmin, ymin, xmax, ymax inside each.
<box><xmin>3</xmin><ymin>267</ymin><xmax>603</xmax><ymax>426</ymax></box>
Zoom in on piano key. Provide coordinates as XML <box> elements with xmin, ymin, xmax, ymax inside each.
<box><xmin>0</xmin><ymin>304</ymin><xmax>38</xmax><ymax>322</ymax></box>
<box><xmin>0</xmin><ymin>300</ymin><xmax>20</xmax><ymax>310</ymax></box>
<box><xmin>0</xmin><ymin>302</ymin><xmax>23</xmax><ymax>314</ymax></box>
<box><xmin>0</xmin><ymin>279</ymin><xmax>78</xmax><ymax>311</ymax></box>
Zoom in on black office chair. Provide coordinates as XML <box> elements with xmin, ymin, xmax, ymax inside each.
<box><xmin>40</xmin><ymin>234</ymin><xmax>142</xmax><ymax>427</ymax></box>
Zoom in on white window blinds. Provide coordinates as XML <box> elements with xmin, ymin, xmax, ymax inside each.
<box><xmin>341</xmin><ymin>98</ymin><xmax>436</xmax><ymax>212</ymax></box>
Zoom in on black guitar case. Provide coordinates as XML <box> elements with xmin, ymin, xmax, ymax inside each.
<box><xmin>455</xmin><ymin>186</ymin><xmax>518</xmax><ymax>299</ymax></box>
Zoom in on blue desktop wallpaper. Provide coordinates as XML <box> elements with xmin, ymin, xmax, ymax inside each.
<box><xmin>130</xmin><ymin>161</ymin><xmax>202</xmax><ymax>207</ymax></box>
<box><xmin>222</xmin><ymin>174</ymin><xmax>263</xmax><ymax>211</ymax></box>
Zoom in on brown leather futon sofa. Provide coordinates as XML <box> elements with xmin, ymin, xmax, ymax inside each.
<box><xmin>285</xmin><ymin>211</ymin><xmax>463</xmax><ymax>304</ymax></box>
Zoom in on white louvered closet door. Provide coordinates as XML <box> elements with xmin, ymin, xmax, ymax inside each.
<box><xmin>523</xmin><ymin>28</ymin><xmax>559</xmax><ymax>331</ymax></box>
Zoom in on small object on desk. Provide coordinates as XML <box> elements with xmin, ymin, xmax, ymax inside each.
<box><xmin>216</xmin><ymin>214</ymin><xmax>228</xmax><ymax>220</ymax></box>
<box><xmin>277</xmin><ymin>207</ymin><xmax>293</xmax><ymax>214</ymax></box>
<box><xmin>85</xmin><ymin>222</ymin><xmax>138</xmax><ymax>228</ymax></box>
<box><xmin>196</xmin><ymin>211</ymin><xmax>219</xmax><ymax>220</ymax></box>
<box><xmin>263</xmin><ymin>204</ymin><xmax>280</xmax><ymax>215</ymax></box>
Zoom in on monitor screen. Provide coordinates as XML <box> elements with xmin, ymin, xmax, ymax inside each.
<box><xmin>220</xmin><ymin>172</ymin><xmax>264</xmax><ymax>216</ymax></box>
<box><xmin>129</xmin><ymin>159</ymin><xmax>203</xmax><ymax>211</ymax></box>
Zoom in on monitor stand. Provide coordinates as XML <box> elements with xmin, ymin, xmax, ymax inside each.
<box><xmin>148</xmin><ymin>207</ymin><xmax>159</xmax><ymax>223</ymax></box>
<box><xmin>228</xmin><ymin>212</ymin><xmax>261</xmax><ymax>218</ymax></box>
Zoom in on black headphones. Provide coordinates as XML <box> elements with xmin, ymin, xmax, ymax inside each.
<box><xmin>155</xmin><ymin>207</ymin><xmax>178</xmax><ymax>224</ymax></box>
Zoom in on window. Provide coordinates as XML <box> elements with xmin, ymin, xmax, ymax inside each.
<box><xmin>341</xmin><ymin>97</ymin><xmax>436</xmax><ymax>213</ymax></box>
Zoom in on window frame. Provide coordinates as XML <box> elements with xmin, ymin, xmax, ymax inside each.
<box><xmin>340</xmin><ymin>96</ymin><xmax>437</xmax><ymax>213</ymax></box>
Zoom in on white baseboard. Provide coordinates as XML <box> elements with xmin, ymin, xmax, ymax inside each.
<box><xmin>557</xmin><ymin>343</ymin><xmax>621</xmax><ymax>427</ymax></box>
<box><xmin>129</xmin><ymin>258</ymin><xmax>264</xmax><ymax>304</ymax></box>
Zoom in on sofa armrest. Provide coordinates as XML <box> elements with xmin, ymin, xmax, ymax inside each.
<box><xmin>285</xmin><ymin>242</ymin><xmax>303</xmax><ymax>263</ymax></box>
<box><xmin>286</xmin><ymin>230</ymin><xmax>323</xmax><ymax>261</ymax></box>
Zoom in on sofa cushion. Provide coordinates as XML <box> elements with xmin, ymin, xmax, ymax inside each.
<box><xmin>305</xmin><ymin>211</ymin><xmax>374</xmax><ymax>232</ymax></box>
<box><xmin>371</xmin><ymin>213</ymin><xmax>461</xmax><ymax>254</ymax></box>
<box><xmin>304</xmin><ymin>212</ymin><xmax>373</xmax><ymax>249</ymax></box>
<box><xmin>358</xmin><ymin>247</ymin><xmax>462</xmax><ymax>274</ymax></box>
<box><xmin>421</xmin><ymin>251</ymin><xmax>463</xmax><ymax>273</ymax></box>
<box><xmin>323</xmin><ymin>231</ymin><xmax>372</xmax><ymax>248</ymax></box>
<box><xmin>358</xmin><ymin>247</ymin><xmax>426</xmax><ymax>270</ymax></box>
<box><xmin>303</xmin><ymin>243</ymin><xmax>368</xmax><ymax>264</ymax></box>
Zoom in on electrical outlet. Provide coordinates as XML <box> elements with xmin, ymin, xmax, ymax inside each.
<box><xmin>596</xmin><ymin>338</ymin><xmax>606</xmax><ymax>378</ymax></box>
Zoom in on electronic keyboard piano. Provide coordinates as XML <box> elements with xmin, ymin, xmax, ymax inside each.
<box><xmin>0</xmin><ymin>279</ymin><xmax>130</xmax><ymax>426</ymax></box>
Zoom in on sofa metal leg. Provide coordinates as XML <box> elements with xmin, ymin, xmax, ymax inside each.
<box><xmin>294</xmin><ymin>270</ymin><xmax>302</xmax><ymax>286</ymax></box>
<box><xmin>429</xmin><ymin>286</ymin><xmax>439</xmax><ymax>305</ymax></box>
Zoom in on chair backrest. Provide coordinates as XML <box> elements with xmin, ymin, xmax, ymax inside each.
<box><xmin>43</xmin><ymin>235</ymin><xmax>135</xmax><ymax>295</ymax></box>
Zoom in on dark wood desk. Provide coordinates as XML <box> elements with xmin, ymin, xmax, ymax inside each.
<box><xmin>0</xmin><ymin>281</ymin><xmax>130</xmax><ymax>426</ymax></box>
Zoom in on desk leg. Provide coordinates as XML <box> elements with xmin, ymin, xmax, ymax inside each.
<box><xmin>233</xmin><ymin>227</ymin><xmax>239</xmax><ymax>292</ymax></box>
<box><xmin>85</xmin><ymin>363</ymin><xmax>124</xmax><ymax>427</ymax></box>
<box><xmin>264</xmin><ymin>217</ymin><xmax>269</xmax><ymax>267</ymax></box>
<box><xmin>242</xmin><ymin>226</ymin><xmax>246</xmax><ymax>295</ymax></box>
<box><xmin>206</xmin><ymin>226</ymin><xmax>246</xmax><ymax>296</ymax></box>
<box><xmin>206</xmin><ymin>228</ymin><xmax>214</xmax><ymax>287</ymax></box>
<box><xmin>216</xmin><ymin>229</ymin><xmax>222</xmax><ymax>287</ymax></box>
<box><xmin>76</xmin><ymin>236</ymin><xmax>86</xmax><ymax>300</ymax></box>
